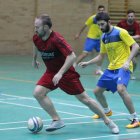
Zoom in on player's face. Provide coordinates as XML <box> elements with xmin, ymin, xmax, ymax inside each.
<box><xmin>97</xmin><ymin>20</ymin><xmax>110</xmax><ymax>33</ymax></box>
<box><xmin>98</xmin><ymin>8</ymin><xmax>105</xmax><ymax>13</ymax></box>
<box><xmin>127</xmin><ymin>13</ymin><xmax>135</xmax><ymax>23</ymax></box>
<box><xmin>34</xmin><ymin>18</ymin><xmax>46</xmax><ymax>37</ymax></box>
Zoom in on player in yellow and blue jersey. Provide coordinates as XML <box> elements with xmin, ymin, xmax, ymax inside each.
<box><xmin>79</xmin><ymin>12</ymin><xmax>140</xmax><ymax>128</ymax></box>
<box><xmin>74</xmin><ymin>5</ymin><xmax>105</xmax><ymax>75</ymax></box>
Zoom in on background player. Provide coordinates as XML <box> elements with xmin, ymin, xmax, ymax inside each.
<box><xmin>74</xmin><ymin>5</ymin><xmax>105</xmax><ymax>75</ymax></box>
<box><xmin>79</xmin><ymin>12</ymin><xmax>140</xmax><ymax>129</ymax></box>
<box><xmin>117</xmin><ymin>10</ymin><xmax>140</xmax><ymax>80</ymax></box>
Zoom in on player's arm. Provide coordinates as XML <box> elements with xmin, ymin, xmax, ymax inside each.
<box><xmin>132</xmin><ymin>23</ymin><xmax>140</xmax><ymax>40</ymax></box>
<box><xmin>32</xmin><ymin>45</ymin><xmax>40</xmax><ymax>69</ymax></box>
<box><xmin>74</xmin><ymin>25</ymin><xmax>87</xmax><ymax>40</ymax></box>
<box><xmin>120</xmin><ymin>29</ymin><xmax>140</xmax><ymax>69</ymax></box>
<box><xmin>78</xmin><ymin>53</ymin><xmax>105</xmax><ymax>68</ymax></box>
<box><xmin>127</xmin><ymin>42</ymin><xmax>139</xmax><ymax>62</ymax></box>
<box><xmin>132</xmin><ymin>35</ymin><xmax>140</xmax><ymax>40</ymax></box>
<box><xmin>123</xmin><ymin>43</ymin><xmax>140</xmax><ymax>70</ymax></box>
<box><xmin>52</xmin><ymin>52</ymin><xmax>76</xmax><ymax>85</ymax></box>
<box><xmin>59</xmin><ymin>52</ymin><xmax>76</xmax><ymax>75</ymax></box>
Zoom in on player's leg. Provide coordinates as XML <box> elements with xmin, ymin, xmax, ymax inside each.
<box><xmin>33</xmin><ymin>73</ymin><xmax>65</xmax><ymax>131</ymax></box>
<box><xmin>74</xmin><ymin>38</ymin><xmax>93</xmax><ymax>67</ymax></box>
<box><xmin>93</xmin><ymin>69</ymin><xmax>115</xmax><ymax>118</ymax></box>
<box><xmin>130</xmin><ymin>57</ymin><xmax>137</xmax><ymax>80</ymax></box>
<box><xmin>94</xmin><ymin>39</ymin><xmax>103</xmax><ymax>75</ymax></box>
<box><xmin>117</xmin><ymin>84</ymin><xmax>140</xmax><ymax>128</ymax></box>
<box><xmin>93</xmin><ymin>86</ymin><xmax>112</xmax><ymax>119</ymax></box>
<box><xmin>117</xmin><ymin>68</ymin><xmax>139</xmax><ymax>128</ymax></box>
<box><xmin>75</xmin><ymin>91</ymin><xmax>119</xmax><ymax>134</ymax></box>
<box><xmin>33</xmin><ymin>85</ymin><xmax>60</xmax><ymax>120</ymax></box>
<box><xmin>74</xmin><ymin>51</ymin><xmax>89</xmax><ymax>67</ymax></box>
<box><xmin>59</xmin><ymin>72</ymin><xmax>119</xmax><ymax>134</ymax></box>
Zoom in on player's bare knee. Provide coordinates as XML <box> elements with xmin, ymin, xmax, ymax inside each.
<box><xmin>93</xmin><ymin>88</ymin><xmax>101</xmax><ymax>97</ymax></box>
<box><xmin>33</xmin><ymin>89</ymin><xmax>44</xmax><ymax>99</ymax></box>
<box><xmin>33</xmin><ymin>90</ymin><xmax>40</xmax><ymax>99</ymax></box>
<box><xmin>117</xmin><ymin>86</ymin><xmax>124</xmax><ymax>93</ymax></box>
<box><xmin>117</xmin><ymin>86</ymin><xmax>126</xmax><ymax>97</ymax></box>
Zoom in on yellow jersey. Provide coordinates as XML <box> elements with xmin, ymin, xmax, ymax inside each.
<box><xmin>100</xmin><ymin>26</ymin><xmax>135</xmax><ymax>72</ymax></box>
<box><xmin>85</xmin><ymin>14</ymin><xmax>102</xmax><ymax>39</ymax></box>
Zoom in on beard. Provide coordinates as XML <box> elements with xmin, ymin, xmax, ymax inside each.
<box><xmin>127</xmin><ymin>19</ymin><xmax>134</xmax><ymax>24</ymax></box>
<box><xmin>102</xmin><ymin>23</ymin><xmax>110</xmax><ymax>33</ymax></box>
<box><xmin>37</xmin><ymin>31</ymin><xmax>46</xmax><ymax>38</ymax></box>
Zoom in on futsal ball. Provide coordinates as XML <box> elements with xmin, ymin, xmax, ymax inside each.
<box><xmin>27</xmin><ymin>117</ymin><xmax>43</xmax><ymax>133</ymax></box>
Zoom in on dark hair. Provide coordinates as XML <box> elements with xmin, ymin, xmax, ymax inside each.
<box><xmin>37</xmin><ymin>14</ymin><xmax>52</xmax><ymax>28</ymax></box>
<box><xmin>127</xmin><ymin>9</ymin><xmax>135</xmax><ymax>14</ymax></box>
<box><xmin>98</xmin><ymin>5</ymin><xmax>105</xmax><ymax>9</ymax></box>
<box><xmin>96</xmin><ymin>12</ymin><xmax>110</xmax><ymax>22</ymax></box>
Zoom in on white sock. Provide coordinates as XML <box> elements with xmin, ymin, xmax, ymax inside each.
<box><xmin>104</xmin><ymin>107</ymin><xmax>111</xmax><ymax>114</ymax></box>
<box><xmin>130</xmin><ymin>112</ymin><xmax>139</xmax><ymax>121</ymax></box>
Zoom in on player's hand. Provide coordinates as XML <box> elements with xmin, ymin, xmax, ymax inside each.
<box><xmin>74</xmin><ymin>34</ymin><xmax>80</xmax><ymax>40</ymax></box>
<box><xmin>52</xmin><ymin>73</ymin><xmax>62</xmax><ymax>86</ymax></box>
<box><xmin>78</xmin><ymin>62</ymin><xmax>89</xmax><ymax>68</ymax></box>
<box><xmin>122</xmin><ymin>61</ymin><xmax>130</xmax><ymax>70</ymax></box>
<box><xmin>32</xmin><ymin>61</ymin><xmax>40</xmax><ymax>69</ymax></box>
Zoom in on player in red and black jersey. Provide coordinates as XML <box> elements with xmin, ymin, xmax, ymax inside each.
<box><xmin>32</xmin><ymin>14</ymin><xmax>119</xmax><ymax>134</ymax></box>
<box><xmin>117</xmin><ymin>10</ymin><xmax>140</xmax><ymax>80</ymax></box>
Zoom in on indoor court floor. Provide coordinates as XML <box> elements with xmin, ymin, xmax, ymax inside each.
<box><xmin>0</xmin><ymin>55</ymin><xmax>140</xmax><ymax>140</ymax></box>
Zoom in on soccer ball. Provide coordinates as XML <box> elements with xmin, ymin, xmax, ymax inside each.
<box><xmin>27</xmin><ymin>117</ymin><xmax>43</xmax><ymax>133</ymax></box>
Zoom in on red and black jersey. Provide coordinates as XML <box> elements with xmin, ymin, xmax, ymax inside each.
<box><xmin>117</xmin><ymin>19</ymin><xmax>140</xmax><ymax>36</ymax></box>
<box><xmin>33</xmin><ymin>31</ymin><xmax>75</xmax><ymax>73</ymax></box>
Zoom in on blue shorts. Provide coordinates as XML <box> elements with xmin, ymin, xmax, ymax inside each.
<box><xmin>97</xmin><ymin>68</ymin><xmax>131</xmax><ymax>93</ymax></box>
<box><xmin>84</xmin><ymin>38</ymin><xmax>100</xmax><ymax>52</ymax></box>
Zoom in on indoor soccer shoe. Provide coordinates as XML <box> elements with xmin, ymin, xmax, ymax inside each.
<box><xmin>46</xmin><ymin>120</ymin><xmax>65</xmax><ymax>132</ymax></box>
<box><xmin>126</xmin><ymin>119</ymin><xmax>140</xmax><ymax>128</ymax></box>
<box><xmin>106</xmin><ymin>120</ymin><xmax>119</xmax><ymax>134</ymax></box>
<box><xmin>92</xmin><ymin>110</ymin><xmax>112</xmax><ymax>119</ymax></box>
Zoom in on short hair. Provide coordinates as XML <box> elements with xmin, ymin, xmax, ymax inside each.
<box><xmin>127</xmin><ymin>9</ymin><xmax>135</xmax><ymax>14</ymax></box>
<box><xmin>96</xmin><ymin>12</ymin><xmax>110</xmax><ymax>22</ymax></box>
<box><xmin>37</xmin><ymin>14</ymin><xmax>52</xmax><ymax>28</ymax></box>
<box><xmin>98</xmin><ymin>5</ymin><xmax>105</xmax><ymax>9</ymax></box>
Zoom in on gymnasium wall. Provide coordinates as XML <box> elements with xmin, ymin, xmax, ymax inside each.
<box><xmin>0</xmin><ymin>0</ymin><xmax>107</xmax><ymax>55</ymax></box>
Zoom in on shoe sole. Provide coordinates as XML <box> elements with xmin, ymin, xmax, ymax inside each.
<box><xmin>92</xmin><ymin>112</ymin><xmax>112</xmax><ymax>119</ymax></box>
<box><xmin>46</xmin><ymin>125</ymin><xmax>65</xmax><ymax>132</ymax></box>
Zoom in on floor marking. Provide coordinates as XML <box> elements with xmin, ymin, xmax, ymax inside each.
<box><xmin>0</xmin><ymin>100</ymin><xmax>89</xmax><ymax>117</ymax></box>
<box><xmin>67</xmin><ymin>132</ymin><xmax>140</xmax><ymax>140</ymax></box>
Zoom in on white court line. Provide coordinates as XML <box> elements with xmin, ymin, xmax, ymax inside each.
<box><xmin>0</xmin><ymin>116</ymin><xmax>91</xmax><ymax>125</ymax></box>
<box><xmin>67</xmin><ymin>132</ymin><xmax>140</xmax><ymax>140</ymax></box>
<box><xmin>1</xmin><ymin>93</ymin><xmax>136</xmax><ymax>118</ymax></box>
<box><xmin>0</xmin><ymin>98</ymin><xmax>18</xmax><ymax>101</ymax></box>
<box><xmin>0</xmin><ymin>93</ymin><xmax>136</xmax><ymax>117</ymax></box>
<box><xmin>2</xmin><ymin>93</ymin><xmax>140</xmax><ymax>120</ymax></box>
<box><xmin>0</xmin><ymin>118</ymin><xmax>130</xmax><ymax>131</ymax></box>
<box><xmin>2</xmin><ymin>93</ymin><xmax>89</xmax><ymax>108</ymax></box>
<box><xmin>1</xmin><ymin>93</ymin><xmax>35</xmax><ymax>100</ymax></box>
<box><xmin>0</xmin><ymin>100</ymin><xmax>89</xmax><ymax>117</ymax></box>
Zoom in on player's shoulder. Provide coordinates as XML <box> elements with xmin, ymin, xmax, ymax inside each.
<box><xmin>134</xmin><ymin>20</ymin><xmax>140</xmax><ymax>25</ymax></box>
<box><xmin>117</xmin><ymin>19</ymin><xmax>127</xmax><ymax>26</ymax></box>
<box><xmin>52</xmin><ymin>31</ymin><xmax>65</xmax><ymax>42</ymax></box>
<box><xmin>114</xmin><ymin>26</ymin><xmax>128</xmax><ymax>34</ymax></box>
<box><xmin>87</xmin><ymin>14</ymin><xmax>96</xmax><ymax>20</ymax></box>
